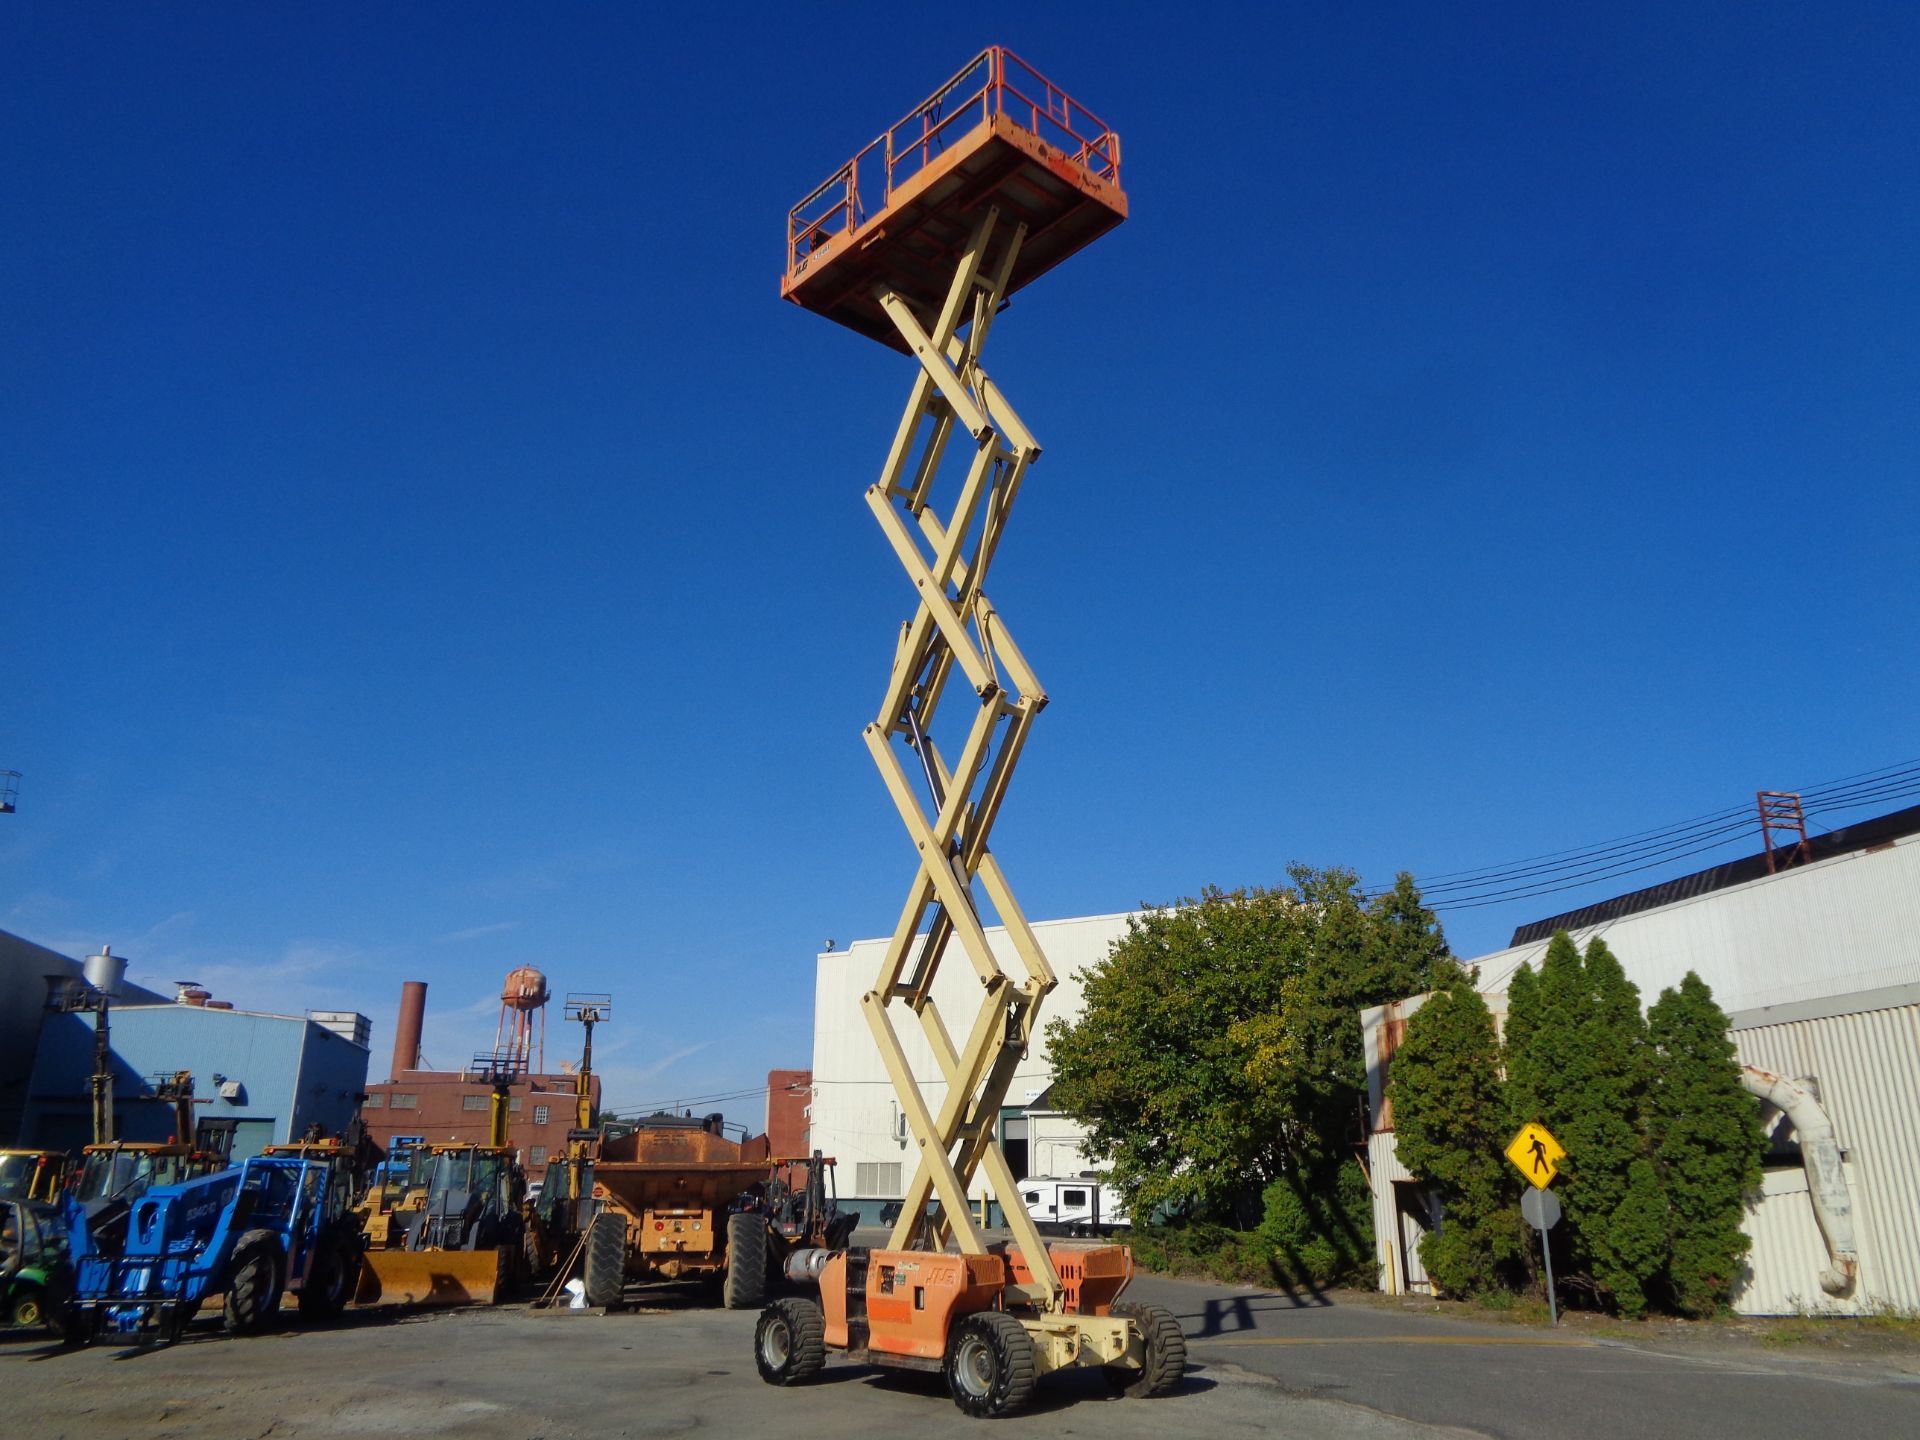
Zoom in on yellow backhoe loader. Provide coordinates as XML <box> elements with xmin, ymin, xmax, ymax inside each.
<box><xmin>354</xmin><ymin>1055</ymin><xmax>526</xmax><ymax>1307</ymax></box>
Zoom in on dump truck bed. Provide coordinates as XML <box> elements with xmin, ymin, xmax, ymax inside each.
<box><xmin>592</xmin><ymin>1161</ymin><xmax>773</xmax><ymax>1211</ymax></box>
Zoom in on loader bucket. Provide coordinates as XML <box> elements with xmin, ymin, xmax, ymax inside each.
<box><xmin>354</xmin><ymin>1246</ymin><xmax>508</xmax><ymax>1308</ymax></box>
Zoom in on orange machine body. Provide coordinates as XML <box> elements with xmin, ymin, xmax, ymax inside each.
<box><xmin>819</xmin><ymin>1243</ymin><xmax>1132</xmax><ymax>1360</ymax></box>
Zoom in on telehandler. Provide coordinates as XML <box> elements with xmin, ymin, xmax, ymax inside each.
<box><xmin>65</xmin><ymin>1152</ymin><xmax>360</xmax><ymax>1344</ymax></box>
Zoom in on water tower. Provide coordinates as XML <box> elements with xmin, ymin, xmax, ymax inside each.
<box><xmin>490</xmin><ymin>964</ymin><xmax>550</xmax><ymax>1076</ymax></box>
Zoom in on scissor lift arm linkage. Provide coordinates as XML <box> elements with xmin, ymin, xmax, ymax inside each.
<box><xmin>858</xmin><ymin>205</ymin><xmax>1069</xmax><ymax>1310</ymax></box>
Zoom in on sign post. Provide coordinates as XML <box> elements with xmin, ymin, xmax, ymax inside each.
<box><xmin>1506</xmin><ymin>1122</ymin><xmax>1566</xmax><ymax>1327</ymax></box>
<box><xmin>1518</xmin><ymin>1186</ymin><xmax>1562</xmax><ymax>1326</ymax></box>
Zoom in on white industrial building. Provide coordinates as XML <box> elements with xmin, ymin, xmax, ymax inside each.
<box><xmin>809</xmin><ymin>912</ymin><xmax>1129</xmax><ymax>1223</ymax></box>
<box><xmin>1363</xmin><ymin>805</ymin><xmax>1920</xmax><ymax>1316</ymax></box>
<box><xmin>808</xmin><ymin>807</ymin><xmax>1920</xmax><ymax>1313</ymax></box>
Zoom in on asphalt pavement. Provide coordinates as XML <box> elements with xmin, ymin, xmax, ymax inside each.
<box><xmin>2</xmin><ymin>1269</ymin><xmax>1915</xmax><ymax>1440</ymax></box>
<box><xmin>1130</xmin><ymin>1271</ymin><xmax>1920</xmax><ymax>1440</ymax></box>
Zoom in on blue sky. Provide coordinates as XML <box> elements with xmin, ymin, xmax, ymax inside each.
<box><xmin>5</xmin><ymin>5</ymin><xmax>1916</xmax><ymax>1121</ymax></box>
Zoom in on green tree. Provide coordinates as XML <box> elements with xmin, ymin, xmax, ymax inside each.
<box><xmin>1502</xmin><ymin>932</ymin><xmax>1667</xmax><ymax>1316</ymax></box>
<box><xmin>1045</xmin><ymin>867</ymin><xmax>1443</xmax><ymax>1269</ymax></box>
<box><xmin>1646</xmin><ymin>971</ymin><xmax>1762</xmax><ymax>1315</ymax></box>
<box><xmin>1387</xmin><ymin>960</ymin><xmax>1526</xmax><ymax>1296</ymax></box>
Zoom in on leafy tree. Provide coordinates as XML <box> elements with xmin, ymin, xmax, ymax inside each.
<box><xmin>1045</xmin><ymin>867</ymin><xmax>1443</xmax><ymax>1265</ymax></box>
<box><xmin>1646</xmin><ymin>972</ymin><xmax>1762</xmax><ymax>1315</ymax></box>
<box><xmin>1256</xmin><ymin>1161</ymin><xmax>1378</xmax><ymax>1287</ymax></box>
<box><xmin>1388</xmin><ymin>960</ymin><xmax>1526</xmax><ymax>1296</ymax></box>
<box><xmin>1502</xmin><ymin>931</ymin><xmax>1667</xmax><ymax>1316</ymax></box>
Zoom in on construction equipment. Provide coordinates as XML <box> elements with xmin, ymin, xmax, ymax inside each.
<box><xmin>65</xmin><ymin>1153</ymin><xmax>360</xmax><ymax>1344</ymax></box>
<box><xmin>528</xmin><ymin>1102</ymin><xmax>851</xmax><ymax>1310</ymax></box>
<box><xmin>1</xmin><ymin>1198</ymin><xmax>73</xmax><ymax>1331</ymax></box>
<box><xmin>355</xmin><ymin>1131</ymin><xmax>428</xmax><ymax>1247</ymax></box>
<box><xmin>65</xmin><ymin>1072</ymin><xmax>225</xmax><ymax>1259</ymax></box>
<box><xmin>755</xmin><ymin>49</ymin><xmax>1184</xmax><ymax>1416</ymax></box>
<box><xmin>523</xmin><ymin>993</ymin><xmax>607</xmax><ymax>1286</ymax></box>
<box><xmin>352</xmin><ymin>1055</ymin><xmax>526</xmax><ymax>1307</ymax></box>
<box><xmin>0</xmin><ymin>1149</ymin><xmax>72</xmax><ymax>1204</ymax></box>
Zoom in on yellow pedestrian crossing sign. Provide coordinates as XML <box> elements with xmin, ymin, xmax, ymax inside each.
<box><xmin>1506</xmin><ymin>1123</ymin><xmax>1565</xmax><ymax>1188</ymax></box>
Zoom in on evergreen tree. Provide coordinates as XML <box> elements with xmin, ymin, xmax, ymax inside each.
<box><xmin>1500</xmin><ymin>932</ymin><xmax>1667</xmax><ymax>1316</ymax></box>
<box><xmin>1388</xmin><ymin>960</ymin><xmax>1526</xmax><ymax>1295</ymax></box>
<box><xmin>1647</xmin><ymin>971</ymin><xmax>1763</xmax><ymax>1315</ymax></box>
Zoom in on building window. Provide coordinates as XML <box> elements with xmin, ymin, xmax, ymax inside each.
<box><xmin>855</xmin><ymin>1162</ymin><xmax>903</xmax><ymax>1196</ymax></box>
<box><xmin>362</xmin><ymin>1093</ymin><xmax>384</xmax><ymax>1109</ymax></box>
<box><xmin>510</xmin><ymin>1096</ymin><xmax>522</xmax><ymax>1112</ymax></box>
<box><xmin>462</xmin><ymin>1095</ymin><xmax>489</xmax><ymax>1112</ymax></box>
<box><xmin>389</xmin><ymin>1094</ymin><xmax>418</xmax><ymax>1110</ymax></box>
<box><xmin>533</xmin><ymin>1105</ymin><xmax>550</xmax><ymax>1125</ymax></box>
<box><xmin>529</xmin><ymin>1146</ymin><xmax>547</xmax><ymax>1165</ymax></box>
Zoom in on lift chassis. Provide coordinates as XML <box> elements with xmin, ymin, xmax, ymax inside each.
<box><xmin>759</xmin><ymin>49</ymin><xmax>1182</xmax><ymax>1418</ymax></box>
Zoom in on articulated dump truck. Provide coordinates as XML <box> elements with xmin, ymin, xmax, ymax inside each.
<box><xmin>533</xmin><ymin>1113</ymin><xmax>853</xmax><ymax>1310</ymax></box>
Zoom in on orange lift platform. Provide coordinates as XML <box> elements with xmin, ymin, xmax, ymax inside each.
<box><xmin>781</xmin><ymin>47</ymin><xmax>1127</xmax><ymax>349</ymax></box>
<box><xmin>757</xmin><ymin>48</ymin><xmax>1185</xmax><ymax>1419</ymax></box>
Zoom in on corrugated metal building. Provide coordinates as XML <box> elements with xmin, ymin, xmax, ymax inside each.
<box><xmin>810</xmin><ymin>913</ymin><xmax>1128</xmax><ymax>1223</ymax></box>
<box><xmin>21</xmin><ymin>1001</ymin><xmax>372</xmax><ymax>1159</ymax></box>
<box><xmin>1361</xmin><ymin>815</ymin><xmax>1920</xmax><ymax>1315</ymax></box>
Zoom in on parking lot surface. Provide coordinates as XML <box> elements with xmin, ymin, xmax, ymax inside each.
<box><xmin>7</xmin><ymin>1273</ymin><xmax>1918</xmax><ymax>1440</ymax></box>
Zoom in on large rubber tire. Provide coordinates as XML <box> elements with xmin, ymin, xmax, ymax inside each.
<box><xmin>1106</xmin><ymin>1301</ymin><xmax>1187</xmax><ymax>1398</ymax></box>
<box><xmin>297</xmin><ymin>1236</ymin><xmax>356</xmax><ymax>1322</ymax></box>
<box><xmin>722</xmin><ymin>1213</ymin><xmax>768</xmax><ymax>1311</ymax></box>
<box><xmin>9</xmin><ymin>1284</ymin><xmax>48</xmax><ymax>1330</ymax></box>
<box><xmin>945</xmin><ymin>1311</ymin><xmax>1038</xmax><ymax>1419</ymax></box>
<box><xmin>583</xmin><ymin>1210</ymin><xmax>627</xmax><ymax>1309</ymax></box>
<box><xmin>754</xmin><ymin>1296</ymin><xmax>826</xmax><ymax>1386</ymax></box>
<box><xmin>521</xmin><ymin>1218</ymin><xmax>546</xmax><ymax>1284</ymax></box>
<box><xmin>224</xmin><ymin>1230</ymin><xmax>284</xmax><ymax>1335</ymax></box>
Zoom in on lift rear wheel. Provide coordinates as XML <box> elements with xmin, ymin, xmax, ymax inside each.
<box><xmin>946</xmin><ymin>1311</ymin><xmax>1038</xmax><ymax>1418</ymax></box>
<box><xmin>754</xmin><ymin>1296</ymin><xmax>826</xmax><ymax>1385</ymax></box>
<box><xmin>224</xmin><ymin>1230</ymin><xmax>284</xmax><ymax>1335</ymax></box>
<box><xmin>1105</xmin><ymin>1301</ymin><xmax>1186</xmax><ymax>1398</ymax></box>
<box><xmin>722</xmin><ymin>1212</ymin><xmax>768</xmax><ymax>1310</ymax></box>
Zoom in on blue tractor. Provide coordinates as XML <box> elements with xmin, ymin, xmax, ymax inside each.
<box><xmin>66</xmin><ymin>1153</ymin><xmax>363</xmax><ymax>1344</ymax></box>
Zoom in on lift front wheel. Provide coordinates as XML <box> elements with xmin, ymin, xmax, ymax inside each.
<box><xmin>224</xmin><ymin>1230</ymin><xmax>285</xmax><ymax>1335</ymax></box>
<box><xmin>946</xmin><ymin>1311</ymin><xmax>1038</xmax><ymax>1419</ymax></box>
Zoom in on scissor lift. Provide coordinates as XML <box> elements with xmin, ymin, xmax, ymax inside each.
<box><xmin>757</xmin><ymin>49</ymin><xmax>1184</xmax><ymax>1417</ymax></box>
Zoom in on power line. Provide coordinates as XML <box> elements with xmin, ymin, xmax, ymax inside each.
<box><xmin>1388</xmin><ymin>757</ymin><xmax>1920</xmax><ymax>916</ymax></box>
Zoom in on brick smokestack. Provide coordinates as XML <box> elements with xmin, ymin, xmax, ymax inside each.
<box><xmin>390</xmin><ymin>981</ymin><xmax>427</xmax><ymax>1081</ymax></box>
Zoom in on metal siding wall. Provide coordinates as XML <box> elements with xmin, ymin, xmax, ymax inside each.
<box><xmin>20</xmin><ymin>1005</ymin><xmax>345</xmax><ymax>1148</ymax></box>
<box><xmin>294</xmin><ymin>1022</ymin><xmax>373</xmax><ymax>1141</ymax></box>
<box><xmin>1732</xmin><ymin>1003</ymin><xmax>1920</xmax><ymax>1314</ymax></box>
<box><xmin>1366</xmin><ymin>1131</ymin><xmax>1428</xmax><ymax>1294</ymax></box>
<box><xmin>1474</xmin><ymin>835</ymin><xmax>1920</xmax><ymax>1015</ymax></box>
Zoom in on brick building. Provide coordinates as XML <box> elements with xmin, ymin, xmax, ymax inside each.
<box><xmin>360</xmin><ymin>1071</ymin><xmax>599</xmax><ymax>1172</ymax></box>
<box><xmin>766</xmin><ymin>1068</ymin><xmax>812</xmax><ymax>1157</ymax></box>
<box><xmin>359</xmin><ymin>978</ymin><xmax>600</xmax><ymax>1173</ymax></box>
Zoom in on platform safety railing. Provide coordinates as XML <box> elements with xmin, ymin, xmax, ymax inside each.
<box><xmin>786</xmin><ymin>46</ymin><xmax>1121</xmax><ymax>281</ymax></box>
